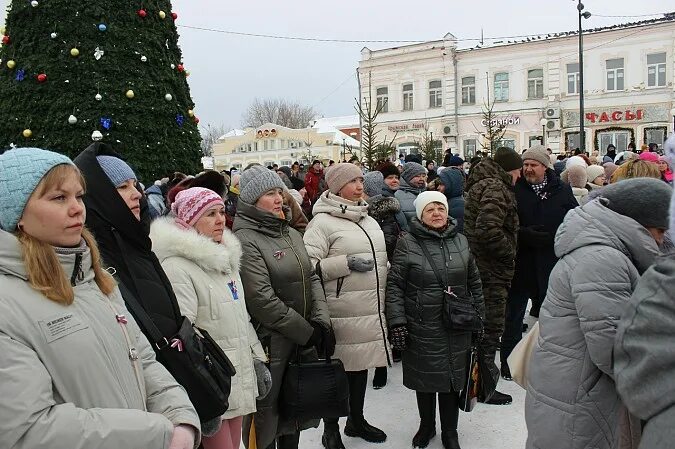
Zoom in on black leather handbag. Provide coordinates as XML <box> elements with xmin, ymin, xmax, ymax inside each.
<box><xmin>118</xmin><ymin>283</ymin><xmax>236</xmax><ymax>422</ymax></box>
<box><xmin>280</xmin><ymin>356</ymin><xmax>350</xmax><ymax>421</ymax></box>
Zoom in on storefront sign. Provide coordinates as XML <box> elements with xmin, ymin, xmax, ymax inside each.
<box><xmin>387</xmin><ymin>122</ymin><xmax>425</xmax><ymax>132</ymax></box>
<box><xmin>480</xmin><ymin>116</ymin><xmax>520</xmax><ymax>127</ymax></box>
<box><xmin>585</xmin><ymin>109</ymin><xmax>643</xmax><ymax>124</ymax></box>
<box><xmin>255</xmin><ymin>128</ymin><xmax>278</xmax><ymax>139</ymax></box>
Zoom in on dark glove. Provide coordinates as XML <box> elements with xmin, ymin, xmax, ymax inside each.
<box><xmin>389</xmin><ymin>325</ymin><xmax>408</xmax><ymax>351</ymax></box>
<box><xmin>305</xmin><ymin>322</ymin><xmax>324</xmax><ymax>349</ymax></box>
<box><xmin>253</xmin><ymin>359</ymin><xmax>273</xmax><ymax>400</ymax></box>
<box><xmin>347</xmin><ymin>255</ymin><xmax>374</xmax><ymax>272</ymax></box>
<box><xmin>519</xmin><ymin>225</ymin><xmax>552</xmax><ymax>248</ymax></box>
<box><xmin>322</xmin><ymin>325</ymin><xmax>336</xmax><ymax>358</ymax></box>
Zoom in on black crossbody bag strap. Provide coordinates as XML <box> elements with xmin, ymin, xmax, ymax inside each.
<box><xmin>413</xmin><ymin>235</ymin><xmax>447</xmax><ymax>289</ymax></box>
<box><xmin>117</xmin><ymin>282</ymin><xmax>169</xmax><ymax>350</ymax></box>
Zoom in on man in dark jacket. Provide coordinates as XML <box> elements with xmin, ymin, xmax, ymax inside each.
<box><xmin>500</xmin><ymin>145</ymin><xmax>577</xmax><ymax>380</ymax></box>
<box><xmin>464</xmin><ymin>147</ymin><xmax>522</xmax><ymax>405</ymax></box>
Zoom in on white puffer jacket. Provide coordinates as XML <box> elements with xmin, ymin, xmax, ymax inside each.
<box><xmin>304</xmin><ymin>192</ymin><xmax>390</xmax><ymax>372</ymax></box>
<box><xmin>150</xmin><ymin>217</ymin><xmax>266</xmax><ymax>419</ymax></box>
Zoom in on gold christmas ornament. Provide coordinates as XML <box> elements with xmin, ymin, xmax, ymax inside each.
<box><xmin>70</xmin><ymin>48</ymin><xmax>80</xmax><ymax>57</ymax></box>
<box><xmin>7</xmin><ymin>59</ymin><xmax>16</xmax><ymax>69</ymax></box>
<box><xmin>126</xmin><ymin>90</ymin><xmax>135</xmax><ymax>99</ymax></box>
<box><xmin>187</xmin><ymin>109</ymin><xmax>194</xmax><ymax>117</ymax></box>
<box><xmin>22</xmin><ymin>129</ymin><xmax>32</xmax><ymax>138</ymax></box>
<box><xmin>159</xmin><ymin>10</ymin><xmax>166</xmax><ymax>19</ymax></box>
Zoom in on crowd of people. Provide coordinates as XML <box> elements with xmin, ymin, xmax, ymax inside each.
<box><xmin>0</xmin><ymin>135</ymin><xmax>673</xmax><ymax>449</ymax></box>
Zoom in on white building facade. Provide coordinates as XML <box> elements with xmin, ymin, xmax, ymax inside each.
<box><xmin>358</xmin><ymin>15</ymin><xmax>675</xmax><ymax>158</ymax></box>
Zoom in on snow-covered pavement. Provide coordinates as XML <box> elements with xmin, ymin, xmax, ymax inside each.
<box><xmin>298</xmin><ymin>358</ymin><xmax>527</xmax><ymax>449</ymax></box>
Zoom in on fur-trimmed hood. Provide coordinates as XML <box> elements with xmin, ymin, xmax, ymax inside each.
<box><xmin>367</xmin><ymin>195</ymin><xmax>401</xmax><ymax>221</ymax></box>
<box><xmin>150</xmin><ymin>216</ymin><xmax>241</xmax><ymax>275</ymax></box>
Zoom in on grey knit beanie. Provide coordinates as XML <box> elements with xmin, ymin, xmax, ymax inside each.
<box><xmin>401</xmin><ymin>162</ymin><xmax>426</xmax><ymax>184</ymax></box>
<box><xmin>522</xmin><ymin>144</ymin><xmax>551</xmax><ymax>168</ymax></box>
<box><xmin>363</xmin><ymin>171</ymin><xmax>384</xmax><ymax>198</ymax></box>
<box><xmin>97</xmin><ymin>155</ymin><xmax>137</xmax><ymax>187</ymax></box>
<box><xmin>239</xmin><ymin>165</ymin><xmax>286</xmax><ymax>204</ymax></box>
<box><xmin>325</xmin><ymin>163</ymin><xmax>363</xmax><ymax>194</ymax></box>
<box><xmin>600</xmin><ymin>178</ymin><xmax>672</xmax><ymax>229</ymax></box>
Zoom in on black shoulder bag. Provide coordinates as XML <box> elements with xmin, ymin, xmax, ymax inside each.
<box><xmin>117</xmin><ymin>283</ymin><xmax>237</xmax><ymax>422</ymax></box>
<box><xmin>414</xmin><ymin>237</ymin><xmax>482</xmax><ymax>333</ymax></box>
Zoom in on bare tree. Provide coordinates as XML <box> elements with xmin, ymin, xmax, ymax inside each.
<box><xmin>473</xmin><ymin>76</ymin><xmax>507</xmax><ymax>157</ymax></box>
<box><xmin>242</xmin><ymin>98</ymin><xmax>318</xmax><ymax>129</ymax></box>
<box><xmin>200</xmin><ymin>123</ymin><xmax>229</xmax><ymax>156</ymax></box>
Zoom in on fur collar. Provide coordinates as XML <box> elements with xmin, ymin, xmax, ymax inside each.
<box><xmin>150</xmin><ymin>216</ymin><xmax>241</xmax><ymax>275</ymax></box>
<box><xmin>367</xmin><ymin>195</ymin><xmax>401</xmax><ymax>220</ymax></box>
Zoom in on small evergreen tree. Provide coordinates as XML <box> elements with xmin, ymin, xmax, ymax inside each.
<box><xmin>355</xmin><ymin>72</ymin><xmax>386</xmax><ymax>170</ymax></box>
<box><xmin>0</xmin><ymin>0</ymin><xmax>202</xmax><ymax>181</ymax></box>
<box><xmin>420</xmin><ymin>124</ymin><xmax>442</xmax><ymax>165</ymax></box>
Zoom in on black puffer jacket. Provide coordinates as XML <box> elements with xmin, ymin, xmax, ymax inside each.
<box><xmin>386</xmin><ymin>218</ymin><xmax>485</xmax><ymax>393</ymax></box>
<box><xmin>367</xmin><ymin>194</ymin><xmax>402</xmax><ymax>260</ymax></box>
<box><xmin>74</xmin><ymin>143</ymin><xmax>182</xmax><ymax>338</ymax></box>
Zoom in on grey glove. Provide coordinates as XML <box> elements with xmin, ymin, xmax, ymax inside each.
<box><xmin>347</xmin><ymin>255</ymin><xmax>374</xmax><ymax>272</ymax></box>
<box><xmin>254</xmin><ymin>359</ymin><xmax>272</xmax><ymax>400</ymax></box>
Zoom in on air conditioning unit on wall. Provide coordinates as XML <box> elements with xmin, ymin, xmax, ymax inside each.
<box><xmin>442</xmin><ymin>123</ymin><xmax>457</xmax><ymax>136</ymax></box>
<box><xmin>546</xmin><ymin>119</ymin><xmax>561</xmax><ymax>131</ymax></box>
<box><xmin>545</xmin><ymin>108</ymin><xmax>561</xmax><ymax>119</ymax></box>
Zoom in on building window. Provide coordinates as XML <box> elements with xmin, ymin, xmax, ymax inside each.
<box><xmin>429</xmin><ymin>80</ymin><xmax>442</xmax><ymax>108</ymax></box>
<box><xmin>494</xmin><ymin>73</ymin><xmax>509</xmax><ymax>102</ymax></box>
<box><xmin>497</xmin><ymin>139</ymin><xmax>516</xmax><ymax>150</ymax></box>
<box><xmin>598</xmin><ymin>130</ymin><xmax>630</xmax><ymax>154</ymax></box>
<box><xmin>280</xmin><ymin>159</ymin><xmax>292</xmax><ymax>167</ymax></box>
<box><xmin>527</xmin><ymin>69</ymin><xmax>544</xmax><ymax>99</ymax></box>
<box><xmin>565</xmin><ymin>132</ymin><xmax>580</xmax><ymax>152</ymax></box>
<box><xmin>566</xmin><ymin>63</ymin><xmax>580</xmax><ymax>94</ymax></box>
<box><xmin>402</xmin><ymin>83</ymin><xmax>414</xmax><ymax>111</ymax></box>
<box><xmin>606</xmin><ymin>58</ymin><xmax>624</xmax><ymax>91</ymax></box>
<box><xmin>263</xmin><ymin>140</ymin><xmax>269</xmax><ymax>151</ymax></box>
<box><xmin>463</xmin><ymin>139</ymin><xmax>477</xmax><ymax>159</ymax></box>
<box><xmin>644</xmin><ymin>126</ymin><xmax>667</xmax><ymax>149</ymax></box>
<box><xmin>376</xmin><ymin>87</ymin><xmax>388</xmax><ymax>112</ymax></box>
<box><xmin>264</xmin><ymin>161</ymin><xmax>274</xmax><ymax>167</ymax></box>
<box><xmin>269</xmin><ymin>139</ymin><xmax>276</xmax><ymax>150</ymax></box>
<box><xmin>647</xmin><ymin>53</ymin><xmax>666</xmax><ymax>87</ymax></box>
<box><xmin>461</xmin><ymin>76</ymin><xmax>476</xmax><ymax>105</ymax></box>
<box><xmin>529</xmin><ymin>135</ymin><xmax>543</xmax><ymax>147</ymax></box>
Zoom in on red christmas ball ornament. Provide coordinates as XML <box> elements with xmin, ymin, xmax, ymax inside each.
<box><xmin>194</xmin><ymin>116</ymin><xmax>200</xmax><ymax>124</ymax></box>
<box><xmin>1</xmin><ymin>35</ymin><xmax>10</xmax><ymax>45</ymax></box>
<box><xmin>171</xmin><ymin>12</ymin><xmax>178</xmax><ymax>20</ymax></box>
<box><xmin>137</xmin><ymin>9</ymin><xmax>147</xmax><ymax>18</ymax></box>
<box><xmin>37</xmin><ymin>73</ymin><xmax>47</xmax><ymax>83</ymax></box>
<box><xmin>177</xmin><ymin>64</ymin><xmax>184</xmax><ymax>72</ymax></box>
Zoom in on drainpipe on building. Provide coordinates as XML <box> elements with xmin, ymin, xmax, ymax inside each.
<box><xmin>453</xmin><ymin>52</ymin><xmax>460</xmax><ymax>157</ymax></box>
<box><xmin>356</xmin><ymin>68</ymin><xmax>363</xmax><ymax>161</ymax></box>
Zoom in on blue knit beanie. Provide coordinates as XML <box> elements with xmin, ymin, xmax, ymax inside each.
<box><xmin>96</xmin><ymin>155</ymin><xmax>136</xmax><ymax>187</ymax></box>
<box><xmin>0</xmin><ymin>148</ymin><xmax>74</xmax><ymax>231</ymax></box>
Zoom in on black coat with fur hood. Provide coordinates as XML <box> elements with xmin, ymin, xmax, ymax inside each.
<box><xmin>367</xmin><ymin>195</ymin><xmax>403</xmax><ymax>260</ymax></box>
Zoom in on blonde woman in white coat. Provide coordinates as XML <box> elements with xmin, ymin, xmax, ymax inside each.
<box><xmin>151</xmin><ymin>187</ymin><xmax>271</xmax><ymax>449</ymax></box>
<box><xmin>304</xmin><ymin>163</ymin><xmax>391</xmax><ymax>449</ymax></box>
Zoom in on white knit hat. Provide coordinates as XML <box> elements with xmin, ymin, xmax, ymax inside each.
<box><xmin>414</xmin><ymin>191</ymin><xmax>448</xmax><ymax>220</ymax></box>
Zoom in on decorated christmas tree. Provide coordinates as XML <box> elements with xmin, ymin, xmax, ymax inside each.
<box><xmin>0</xmin><ymin>0</ymin><xmax>202</xmax><ymax>181</ymax></box>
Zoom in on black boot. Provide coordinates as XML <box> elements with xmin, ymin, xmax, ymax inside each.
<box><xmin>344</xmin><ymin>370</ymin><xmax>387</xmax><ymax>443</ymax></box>
<box><xmin>412</xmin><ymin>392</ymin><xmax>436</xmax><ymax>448</ymax></box>
<box><xmin>441</xmin><ymin>430</ymin><xmax>461</xmax><ymax>449</ymax></box>
<box><xmin>372</xmin><ymin>366</ymin><xmax>387</xmax><ymax>389</ymax></box>
<box><xmin>500</xmin><ymin>362</ymin><xmax>513</xmax><ymax>381</ymax></box>
<box><xmin>484</xmin><ymin>390</ymin><xmax>512</xmax><ymax>405</ymax></box>
<box><xmin>276</xmin><ymin>432</ymin><xmax>300</xmax><ymax>449</ymax></box>
<box><xmin>322</xmin><ymin>420</ymin><xmax>345</xmax><ymax>449</ymax></box>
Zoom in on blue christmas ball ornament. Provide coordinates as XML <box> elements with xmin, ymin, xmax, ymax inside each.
<box><xmin>98</xmin><ymin>23</ymin><xmax>107</xmax><ymax>32</ymax></box>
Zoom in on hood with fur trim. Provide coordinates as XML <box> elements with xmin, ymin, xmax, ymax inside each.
<box><xmin>150</xmin><ymin>216</ymin><xmax>241</xmax><ymax>275</ymax></box>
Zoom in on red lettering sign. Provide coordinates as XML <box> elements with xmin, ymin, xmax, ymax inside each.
<box><xmin>624</xmin><ymin>110</ymin><xmax>636</xmax><ymax>120</ymax></box>
<box><xmin>599</xmin><ymin>112</ymin><xmax>610</xmax><ymax>123</ymax></box>
<box><xmin>611</xmin><ymin>111</ymin><xmax>622</xmax><ymax>121</ymax></box>
<box><xmin>584</xmin><ymin>109</ymin><xmax>644</xmax><ymax>123</ymax></box>
<box><xmin>585</xmin><ymin>113</ymin><xmax>597</xmax><ymax>123</ymax></box>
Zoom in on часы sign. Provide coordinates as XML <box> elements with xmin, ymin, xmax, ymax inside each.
<box><xmin>585</xmin><ymin>109</ymin><xmax>644</xmax><ymax>124</ymax></box>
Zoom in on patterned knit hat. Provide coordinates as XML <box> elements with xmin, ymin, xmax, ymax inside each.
<box><xmin>401</xmin><ymin>162</ymin><xmax>426</xmax><ymax>184</ymax></box>
<box><xmin>171</xmin><ymin>187</ymin><xmax>224</xmax><ymax>230</ymax></box>
<box><xmin>0</xmin><ymin>148</ymin><xmax>74</xmax><ymax>231</ymax></box>
<box><xmin>239</xmin><ymin>165</ymin><xmax>286</xmax><ymax>204</ymax></box>
<box><xmin>96</xmin><ymin>155</ymin><xmax>137</xmax><ymax>187</ymax></box>
<box><xmin>363</xmin><ymin>171</ymin><xmax>384</xmax><ymax>197</ymax></box>
<box><xmin>325</xmin><ymin>162</ymin><xmax>364</xmax><ymax>194</ymax></box>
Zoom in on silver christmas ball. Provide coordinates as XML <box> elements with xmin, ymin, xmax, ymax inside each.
<box><xmin>31</xmin><ymin>0</ymin><xmax>38</xmax><ymax>7</ymax></box>
<box><xmin>141</xmin><ymin>55</ymin><xmax>147</xmax><ymax>62</ymax></box>
<box><xmin>50</xmin><ymin>32</ymin><xmax>57</xmax><ymax>39</ymax></box>
<box><xmin>68</xmin><ymin>114</ymin><xmax>77</xmax><ymax>125</ymax></box>
<box><xmin>164</xmin><ymin>93</ymin><xmax>173</xmax><ymax>101</ymax></box>
<box><xmin>95</xmin><ymin>93</ymin><xmax>102</xmax><ymax>101</ymax></box>
<box><xmin>91</xmin><ymin>130</ymin><xmax>103</xmax><ymax>141</ymax></box>
<box><xmin>170</xmin><ymin>64</ymin><xmax>175</xmax><ymax>69</ymax></box>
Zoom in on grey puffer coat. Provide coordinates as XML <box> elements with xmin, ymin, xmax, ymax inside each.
<box><xmin>615</xmin><ymin>256</ymin><xmax>675</xmax><ymax>449</ymax></box>
<box><xmin>525</xmin><ymin>199</ymin><xmax>660</xmax><ymax>449</ymax></box>
<box><xmin>233</xmin><ymin>200</ymin><xmax>331</xmax><ymax>448</ymax></box>
<box><xmin>395</xmin><ymin>180</ymin><xmax>424</xmax><ymax>229</ymax></box>
<box><xmin>385</xmin><ymin>218</ymin><xmax>485</xmax><ymax>393</ymax></box>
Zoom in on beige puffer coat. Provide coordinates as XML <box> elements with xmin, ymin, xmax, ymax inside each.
<box><xmin>304</xmin><ymin>192</ymin><xmax>391</xmax><ymax>372</ymax></box>
<box><xmin>0</xmin><ymin>230</ymin><xmax>200</xmax><ymax>449</ymax></box>
<box><xmin>150</xmin><ymin>217</ymin><xmax>266</xmax><ymax>419</ymax></box>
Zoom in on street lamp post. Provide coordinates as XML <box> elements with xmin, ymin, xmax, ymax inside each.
<box><xmin>578</xmin><ymin>1</ymin><xmax>592</xmax><ymax>152</ymax></box>
<box><xmin>670</xmin><ymin>107</ymin><xmax>675</xmax><ymax>134</ymax></box>
<box><xmin>540</xmin><ymin>118</ymin><xmax>548</xmax><ymax>146</ymax></box>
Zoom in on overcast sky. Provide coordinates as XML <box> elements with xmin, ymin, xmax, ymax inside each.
<box><xmin>1</xmin><ymin>0</ymin><xmax>672</xmax><ymax>133</ymax></box>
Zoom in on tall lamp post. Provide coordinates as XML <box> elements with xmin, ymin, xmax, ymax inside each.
<box><xmin>578</xmin><ymin>1</ymin><xmax>592</xmax><ymax>152</ymax></box>
<box><xmin>670</xmin><ymin>108</ymin><xmax>675</xmax><ymax>134</ymax></box>
<box><xmin>540</xmin><ymin>118</ymin><xmax>548</xmax><ymax>146</ymax></box>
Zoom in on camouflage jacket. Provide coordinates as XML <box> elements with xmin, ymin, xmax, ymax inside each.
<box><xmin>464</xmin><ymin>158</ymin><xmax>519</xmax><ymax>283</ymax></box>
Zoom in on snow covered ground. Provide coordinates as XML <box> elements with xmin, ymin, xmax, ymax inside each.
<box><xmin>297</xmin><ymin>358</ymin><xmax>527</xmax><ymax>449</ymax></box>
